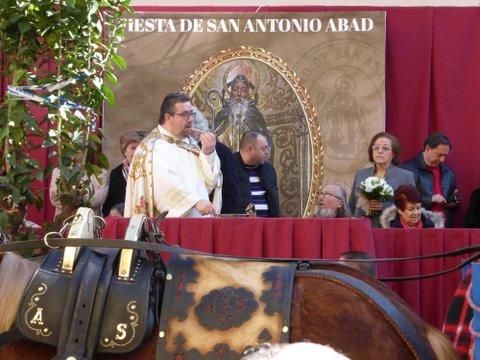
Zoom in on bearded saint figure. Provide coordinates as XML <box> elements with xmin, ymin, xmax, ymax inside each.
<box><xmin>213</xmin><ymin>74</ymin><xmax>273</xmax><ymax>156</ymax></box>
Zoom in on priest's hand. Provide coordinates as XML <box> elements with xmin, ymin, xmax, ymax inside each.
<box><xmin>195</xmin><ymin>199</ymin><xmax>217</xmax><ymax>216</ymax></box>
<box><xmin>200</xmin><ymin>132</ymin><xmax>216</xmax><ymax>155</ymax></box>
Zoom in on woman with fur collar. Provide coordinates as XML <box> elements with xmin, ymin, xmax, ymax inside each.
<box><xmin>380</xmin><ymin>184</ymin><xmax>445</xmax><ymax>228</ymax></box>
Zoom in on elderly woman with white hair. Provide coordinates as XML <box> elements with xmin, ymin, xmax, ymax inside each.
<box><xmin>102</xmin><ymin>130</ymin><xmax>146</xmax><ymax>216</ymax></box>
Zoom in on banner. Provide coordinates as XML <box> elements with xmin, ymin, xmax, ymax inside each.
<box><xmin>104</xmin><ymin>11</ymin><xmax>386</xmax><ymax>216</ymax></box>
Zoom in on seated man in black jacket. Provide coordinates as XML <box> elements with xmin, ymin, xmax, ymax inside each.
<box><xmin>234</xmin><ymin>131</ymin><xmax>280</xmax><ymax>217</ymax></box>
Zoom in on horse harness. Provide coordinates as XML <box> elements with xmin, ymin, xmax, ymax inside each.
<box><xmin>1</xmin><ymin>211</ymin><xmax>166</xmax><ymax>360</ymax></box>
<box><xmin>0</xmin><ymin>211</ymin><xmax>298</xmax><ymax>359</ymax></box>
<box><xmin>18</xmin><ymin>246</ymin><xmax>161</xmax><ymax>359</ymax></box>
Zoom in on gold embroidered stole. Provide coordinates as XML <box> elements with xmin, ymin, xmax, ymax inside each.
<box><xmin>158</xmin><ymin>132</ymin><xmax>201</xmax><ymax>156</ymax></box>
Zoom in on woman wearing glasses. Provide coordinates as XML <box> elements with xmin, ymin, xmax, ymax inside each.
<box><xmin>348</xmin><ymin>132</ymin><xmax>415</xmax><ymax>226</ymax></box>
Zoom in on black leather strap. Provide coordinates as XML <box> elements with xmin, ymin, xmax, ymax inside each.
<box><xmin>1</xmin><ymin>238</ymin><xmax>480</xmax><ymax>281</ymax></box>
<box><xmin>2</xmin><ymin>237</ymin><xmax>480</xmax><ymax>262</ymax></box>
<box><xmin>378</xmin><ymin>252</ymin><xmax>480</xmax><ymax>281</ymax></box>
<box><xmin>64</xmin><ymin>252</ymin><xmax>104</xmax><ymax>356</ymax></box>
<box><xmin>84</xmin><ymin>249</ymin><xmax>118</xmax><ymax>359</ymax></box>
<box><xmin>55</xmin><ymin>248</ymin><xmax>118</xmax><ymax>360</ymax></box>
<box><xmin>55</xmin><ymin>247</ymin><xmax>89</xmax><ymax>358</ymax></box>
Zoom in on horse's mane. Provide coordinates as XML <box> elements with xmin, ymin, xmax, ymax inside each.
<box><xmin>0</xmin><ymin>253</ymin><xmax>39</xmax><ymax>332</ymax></box>
<box><xmin>425</xmin><ymin>324</ymin><xmax>460</xmax><ymax>360</ymax></box>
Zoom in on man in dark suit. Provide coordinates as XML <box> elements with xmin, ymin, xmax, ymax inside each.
<box><xmin>401</xmin><ymin>132</ymin><xmax>459</xmax><ymax>227</ymax></box>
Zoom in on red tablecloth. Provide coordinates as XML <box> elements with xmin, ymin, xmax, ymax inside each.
<box><xmin>103</xmin><ymin>217</ymin><xmax>480</xmax><ymax>328</ymax></box>
<box><xmin>103</xmin><ymin>217</ymin><xmax>375</xmax><ymax>259</ymax></box>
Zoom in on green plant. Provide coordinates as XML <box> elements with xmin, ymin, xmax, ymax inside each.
<box><xmin>0</xmin><ymin>0</ymin><xmax>131</xmax><ymax>237</ymax></box>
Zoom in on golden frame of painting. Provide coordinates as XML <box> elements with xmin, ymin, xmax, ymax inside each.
<box><xmin>183</xmin><ymin>46</ymin><xmax>323</xmax><ymax>217</ymax></box>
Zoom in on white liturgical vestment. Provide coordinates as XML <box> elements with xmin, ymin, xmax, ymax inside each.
<box><xmin>124</xmin><ymin>125</ymin><xmax>222</xmax><ymax>218</ymax></box>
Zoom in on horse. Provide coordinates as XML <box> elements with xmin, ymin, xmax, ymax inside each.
<box><xmin>0</xmin><ymin>252</ymin><xmax>39</xmax><ymax>333</ymax></box>
<box><xmin>0</xmin><ymin>213</ymin><xmax>459</xmax><ymax>360</ymax></box>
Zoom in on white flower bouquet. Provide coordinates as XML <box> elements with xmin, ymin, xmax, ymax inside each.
<box><xmin>357</xmin><ymin>176</ymin><xmax>394</xmax><ymax>217</ymax></box>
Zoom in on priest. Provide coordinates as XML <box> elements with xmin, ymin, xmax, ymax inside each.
<box><xmin>125</xmin><ymin>92</ymin><xmax>222</xmax><ymax>218</ymax></box>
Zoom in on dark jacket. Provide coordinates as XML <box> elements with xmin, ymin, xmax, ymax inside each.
<box><xmin>233</xmin><ymin>152</ymin><xmax>280</xmax><ymax>217</ymax></box>
<box><xmin>102</xmin><ymin>164</ymin><xmax>126</xmax><ymax>216</ymax></box>
<box><xmin>215</xmin><ymin>142</ymin><xmax>241</xmax><ymax>214</ymax></box>
<box><xmin>379</xmin><ymin>205</ymin><xmax>445</xmax><ymax>228</ymax></box>
<box><xmin>465</xmin><ymin>188</ymin><xmax>480</xmax><ymax>228</ymax></box>
<box><xmin>401</xmin><ymin>152</ymin><xmax>457</xmax><ymax>226</ymax></box>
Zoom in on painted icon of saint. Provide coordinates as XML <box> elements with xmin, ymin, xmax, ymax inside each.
<box><xmin>213</xmin><ymin>73</ymin><xmax>273</xmax><ymax>156</ymax></box>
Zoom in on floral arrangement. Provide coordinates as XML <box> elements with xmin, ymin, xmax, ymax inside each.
<box><xmin>357</xmin><ymin>176</ymin><xmax>394</xmax><ymax>217</ymax></box>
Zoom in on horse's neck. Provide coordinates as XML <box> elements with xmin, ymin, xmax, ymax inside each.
<box><xmin>0</xmin><ymin>253</ymin><xmax>39</xmax><ymax>332</ymax></box>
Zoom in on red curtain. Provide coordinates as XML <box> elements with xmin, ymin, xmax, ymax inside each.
<box><xmin>1</xmin><ymin>7</ymin><xmax>479</xmax><ymax>226</ymax></box>
<box><xmin>373</xmin><ymin>228</ymin><xmax>477</xmax><ymax>327</ymax></box>
<box><xmin>385</xmin><ymin>7</ymin><xmax>480</xmax><ymax>227</ymax></box>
